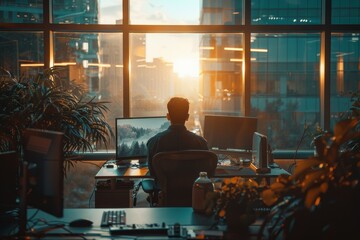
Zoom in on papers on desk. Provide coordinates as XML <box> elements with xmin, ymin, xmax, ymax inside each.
<box><xmin>217</xmin><ymin>158</ymin><xmax>242</xmax><ymax>170</ymax></box>
<box><xmin>216</xmin><ymin>165</ymin><xmax>243</xmax><ymax>171</ymax></box>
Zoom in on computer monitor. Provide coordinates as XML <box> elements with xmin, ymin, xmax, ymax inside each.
<box><xmin>203</xmin><ymin>115</ymin><xmax>258</xmax><ymax>151</ymax></box>
<box><xmin>115</xmin><ymin>117</ymin><xmax>170</xmax><ymax>163</ymax></box>
<box><xmin>251</xmin><ymin>132</ymin><xmax>270</xmax><ymax>173</ymax></box>
<box><xmin>23</xmin><ymin>128</ymin><xmax>64</xmax><ymax>218</ymax></box>
<box><xmin>0</xmin><ymin>151</ymin><xmax>19</xmax><ymax>213</ymax></box>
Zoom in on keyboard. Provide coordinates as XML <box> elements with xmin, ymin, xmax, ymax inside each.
<box><xmin>109</xmin><ymin>223</ymin><xmax>169</xmax><ymax>236</ymax></box>
<box><xmin>101</xmin><ymin>210</ymin><xmax>126</xmax><ymax>227</ymax></box>
<box><xmin>252</xmin><ymin>199</ymin><xmax>272</xmax><ymax>217</ymax></box>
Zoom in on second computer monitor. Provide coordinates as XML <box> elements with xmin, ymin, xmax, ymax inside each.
<box><xmin>203</xmin><ymin>115</ymin><xmax>257</xmax><ymax>151</ymax></box>
<box><xmin>23</xmin><ymin>128</ymin><xmax>64</xmax><ymax>218</ymax></box>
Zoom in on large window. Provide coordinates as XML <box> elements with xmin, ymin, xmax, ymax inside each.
<box><xmin>332</xmin><ymin>0</ymin><xmax>360</xmax><ymax>24</ymax></box>
<box><xmin>0</xmin><ymin>31</ymin><xmax>44</xmax><ymax>76</ymax></box>
<box><xmin>251</xmin><ymin>0</ymin><xmax>322</xmax><ymax>24</ymax></box>
<box><xmin>0</xmin><ymin>0</ymin><xmax>359</xmax><ymax>154</ymax></box>
<box><xmin>251</xmin><ymin>33</ymin><xmax>321</xmax><ymax>150</ymax></box>
<box><xmin>53</xmin><ymin>32</ymin><xmax>124</xmax><ymax>131</ymax></box>
<box><xmin>330</xmin><ymin>33</ymin><xmax>360</xmax><ymax>127</ymax></box>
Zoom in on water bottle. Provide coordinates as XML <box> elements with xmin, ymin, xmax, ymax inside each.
<box><xmin>192</xmin><ymin>172</ymin><xmax>214</xmax><ymax>213</ymax></box>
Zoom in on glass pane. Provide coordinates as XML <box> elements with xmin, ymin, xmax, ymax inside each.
<box><xmin>251</xmin><ymin>33</ymin><xmax>321</xmax><ymax>150</ymax></box>
<box><xmin>129</xmin><ymin>33</ymin><xmax>200</xmax><ymax>118</ymax></box>
<box><xmin>200</xmin><ymin>33</ymin><xmax>244</xmax><ymax>115</ymax></box>
<box><xmin>130</xmin><ymin>33</ymin><xmax>243</xmax><ymax>133</ymax></box>
<box><xmin>332</xmin><ymin>0</ymin><xmax>360</xmax><ymax>24</ymax></box>
<box><xmin>53</xmin><ymin>0</ymin><xmax>122</xmax><ymax>24</ymax></box>
<box><xmin>54</xmin><ymin>32</ymin><xmax>123</xmax><ymax>150</ymax></box>
<box><xmin>251</xmin><ymin>0</ymin><xmax>321</xmax><ymax>25</ymax></box>
<box><xmin>0</xmin><ymin>1</ymin><xmax>43</xmax><ymax>23</ymax></box>
<box><xmin>330</xmin><ymin>33</ymin><xmax>360</xmax><ymax>127</ymax></box>
<box><xmin>0</xmin><ymin>31</ymin><xmax>44</xmax><ymax>77</ymax></box>
<box><xmin>130</xmin><ymin>0</ymin><xmax>243</xmax><ymax>25</ymax></box>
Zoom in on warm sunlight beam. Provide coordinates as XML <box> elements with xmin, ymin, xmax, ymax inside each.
<box><xmin>173</xmin><ymin>59</ymin><xmax>199</xmax><ymax>77</ymax></box>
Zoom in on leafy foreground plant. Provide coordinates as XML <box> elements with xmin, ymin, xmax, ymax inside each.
<box><xmin>0</xmin><ymin>67</ymin><xmax>113</xmax><ymax>172</ymax></box>
<box><xmin>260</xmin><ymin>117</ymin><xmax>360</xmax><ymax>240</ymax></box>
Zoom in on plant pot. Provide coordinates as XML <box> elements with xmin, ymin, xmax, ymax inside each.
<box><xmin>225</xmin><ymin>199</ymin><xmax>256</xmax><ymax>232</ymax></box>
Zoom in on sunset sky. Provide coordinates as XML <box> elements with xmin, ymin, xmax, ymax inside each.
<box><xmin>99</xmin><ymin>0</ymin><xmax>202</xmax><ymax>77</ymax></box>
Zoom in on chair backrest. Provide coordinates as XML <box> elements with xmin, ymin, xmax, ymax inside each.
<box><xmin>152</xmin><ymin>150</ymin><xmax>218</xmax><ymax>207</ymax></box>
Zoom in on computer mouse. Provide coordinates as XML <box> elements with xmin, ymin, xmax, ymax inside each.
<box><xmin>69</xmin><ymin>219</ymin><xmax>93</xmax><ymax>228</ymax></box>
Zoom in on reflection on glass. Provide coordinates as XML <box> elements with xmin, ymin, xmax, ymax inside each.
<box><xmin>130</xmin><ymin>33</ymin><xmax>200</xmax><ymax>120</ymax></box>
<box><xmin>200</xmin><ymin>33</ymin><xmax>244</xmax><ymax>115</ymax></box>
<box><xmin>130</xmin><ymin>0</ymin><xmax>242</xmax><ymax>25</ymax></box>
<box><xmin>53</xmin><ymin>0</ymin><xmax>122</xmax><ymax>24</ymax></box>
<box><xmin>54</xmin><ymin>32</ymin><xmax>123</xmax><ymax>149</ymax></box>
<box><xmin>251</xmin><ymin>33</ymin><xmax>321</xmax><ymax>150</ymax></box>
<box><xmin>332</xmin><ymin>0</ymin><xmax>360</xmax><ymax>24</ymax></box>
<box><xmin>0</xmin><ymin>1</ymin><xmax>43</xmax><ymax>23</ymax></box>
<box><xmin>129</xmin><ymin>33</ymin><xmax>243</xmax><ymax>132</ymax></box>
<box><xmin>330</xmin><ymin>33</ymin><xmax>360</xmax><ymax>128</ymax></box>
<box><xmin>251</xmin><ymin>0</ymin><xmax>321</xmax><ymax>25</ymax></box>
<box><xmin>0</xmin><ymin>32</ymin><xmax>44</xmax><ymax>77</ymax></box>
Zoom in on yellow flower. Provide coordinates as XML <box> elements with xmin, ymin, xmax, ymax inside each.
<box><xmin>218</xmin><ymin>209</ymin><xmax>226</xmax><ymax>218</ymax></box>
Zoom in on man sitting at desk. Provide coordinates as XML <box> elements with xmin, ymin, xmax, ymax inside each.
<box><xmin>146</xmin><ymin>97</ymin><xmax>209</xmax><ymax>177</ymax></box>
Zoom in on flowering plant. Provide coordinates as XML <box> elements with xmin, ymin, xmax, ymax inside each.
<box><xmin>259</xmin><ymin>118</ymin><xmax>360</xmax><ymax>240</ymax></box>
<box><xmin>214</xmin><ymin>177</ymin><xmax>260</xmax><ymax>228</ymax></box>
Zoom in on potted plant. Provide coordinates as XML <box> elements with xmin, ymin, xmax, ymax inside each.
<box><xmin>0</xmin><ymin>67</ymin><xmax>114</xmax><ymax>171</ymax></box>
<box><xmin>259</xmin><ymin>114</ymin><xmax>360</xmax><ymax>240</ymax></box>
<box><xmin>216</xmin><ymin>177</ymin><xmax>260</xmax><ymax>229</ymax></box>
<box><xmin>202</xmin><ymin>176</ymin><xmax>264</xmax><ymax>240</ymax></box>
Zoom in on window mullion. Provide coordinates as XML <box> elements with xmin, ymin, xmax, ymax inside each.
<box><xmin>123</xmin><ymin>0</ymin><xmax>130</xmax><ymax>117</ymax></box>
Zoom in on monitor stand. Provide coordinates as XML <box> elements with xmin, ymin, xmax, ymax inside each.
<box><xmin>129</xmin><ymin>159</ymin><xmax>140</xmax><ymax>169</ymax></box>
<box><xmin>116</xmin><ymin>158</ymin><xmax>147</xmax><ymax>169</ymax></box>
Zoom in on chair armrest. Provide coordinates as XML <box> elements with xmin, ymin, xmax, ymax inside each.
<box><xmin>141</xmin><ymin>179</ymin><xmax>156</xmax><ymax>193</ymax></box>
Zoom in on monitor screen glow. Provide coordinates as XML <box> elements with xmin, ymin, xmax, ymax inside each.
<box><xmin>115</xmin><ymin>117</ymin><xmax>170</xmax><ymax>161</ymax></box>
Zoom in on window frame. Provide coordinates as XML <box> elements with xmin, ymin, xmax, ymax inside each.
<box><xmin>1</xmin><ymin>0</ymin><xmax>359</xmax><ymax>159</ymax></box>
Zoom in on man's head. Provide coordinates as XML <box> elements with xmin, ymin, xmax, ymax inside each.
<box><xmin>167</xmin><ymin>97</ymin><xmax>190</xmax><ymax>125</ymax></box>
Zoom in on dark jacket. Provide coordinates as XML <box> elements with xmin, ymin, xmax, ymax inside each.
<box><xmin>146</xmin><ymin>124</ymin><xmax>208</xmax><ymax>177</ymax></box>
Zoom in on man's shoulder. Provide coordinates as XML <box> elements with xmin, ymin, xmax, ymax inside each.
<box><xmin>186</xmin><ymin>130</ymin><xmax>208</xmax><ymax>145</ymax></box>
<box><xmin>147</xmin><ymin>130</ymin><xmax>168</xmax><ymax>144</ymax></box>
<box><xmin>187</xmin><ymin>130</ymin><xmax>205</xmax><ymax>139</ymax></box>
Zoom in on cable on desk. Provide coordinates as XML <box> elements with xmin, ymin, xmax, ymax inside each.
<box><xmin>1</xmin><ymin>207</ymin><xmax>20</xmax><ymax>237</ymax></box>
<box><xmin>289</xmin><ymin>122</ymin><xmax>309</xmax><ymax>174</ymax></box>
<box><xmin>88</xmin><ymin>185</ymin><xmax>96</xmax><ymax>208</ymax></box>
<box><xmin>31</xmin><ymin>224</ymin><xmax>87</xmax><ymax>240</ymax></box>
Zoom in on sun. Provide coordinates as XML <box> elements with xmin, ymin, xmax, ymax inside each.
<box><xmin>173</xmin><ymin>59</ymin><xmax>199</xmax><ymax>78</ymax></box>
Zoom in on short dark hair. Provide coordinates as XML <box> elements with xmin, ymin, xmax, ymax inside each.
<box><xmin>167</xmin><ymin>97</ymin><xmax>189</xmax><ymax>124</ymax></box>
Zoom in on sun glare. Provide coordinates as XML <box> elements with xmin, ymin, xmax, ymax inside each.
<box><xmin>173</xmin><ymin>59</ymin><xmax>199</xmax><ymax>78</ymax></box>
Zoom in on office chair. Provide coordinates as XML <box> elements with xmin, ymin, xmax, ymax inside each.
<box><xmin>134</xmin><ymin>150</ymin><xmax>218</xmax><ymax>207</ymax></box>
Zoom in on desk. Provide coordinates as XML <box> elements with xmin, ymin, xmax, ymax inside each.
<box><xmin>94</xmin><ymin>162</ymin><xmax>289</xmax><ymax>208</ymax></box>
<box><xmin>3</xmin><ymin>208</ymin><xmax>264</xmax><ymax>239</ymax></box>
<box><xmin>95</xmin><ymin>162</ymin><xmax>289</xmax><ymax>181</ymax></box>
